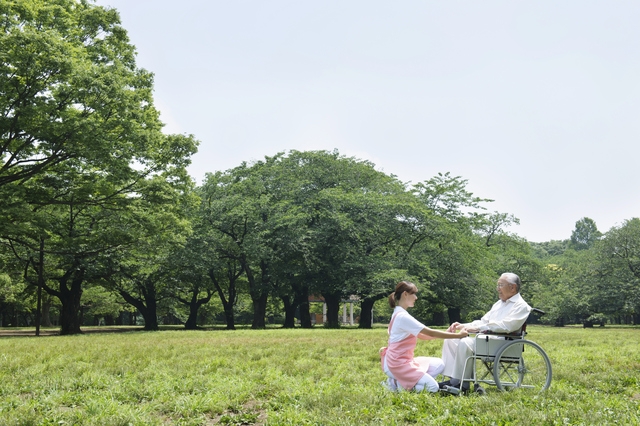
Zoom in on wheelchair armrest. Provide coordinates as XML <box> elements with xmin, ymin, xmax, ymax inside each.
<box><xmin>478</xmin><ymin>330</ymin><xmax>522</xmax><ymax>336</ymax></box>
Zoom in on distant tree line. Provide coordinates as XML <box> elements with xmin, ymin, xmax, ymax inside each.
<box><xmin>1</xmin><ymin>0</ymin><xmax>638</xmax><ymax>335</ymax></box>
<box><xmin>530</xmin><ymin>217</ymin><xmax>640</xmax><ymax>326</ymax></box>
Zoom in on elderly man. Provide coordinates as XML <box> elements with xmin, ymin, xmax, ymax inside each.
<box><xmin>439</xmin><ymin>272</ymin><xmax>531</xmax><ymax>393</ymax></box>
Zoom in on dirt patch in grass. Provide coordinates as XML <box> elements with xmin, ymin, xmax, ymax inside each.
<box><xmin>209</xmin><ymin>400</ymin><xmax>268</xmax><ymax>425</ymax></box>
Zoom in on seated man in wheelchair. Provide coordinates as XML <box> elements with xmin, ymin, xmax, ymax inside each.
<box><xmin>439</xmin><ymin>272</ymin><xmax>531</xmax><ymax>393</ymax></box>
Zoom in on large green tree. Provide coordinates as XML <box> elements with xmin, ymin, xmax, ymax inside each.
<box><xmin>199</xmin><ymin>165</ymin><xmax>275</xmax><ymax>329</ymax></box>
<box><xmin>270</xmin><ymin>151</ymin><xmax>418</xmax><ymax>328</ymax></box>
<box><xmin>594</xmin><ymin>218</ymin><xmax>640</xmax><ymax>323</ymax></box>
<box><xmin>0</xmin><ymin>0</ymin><xmax>198</xmax><ymax>334</ymax></box>
<box><xmin>0</xmin><ymin>0</ymin><xmax>169</xmax><ymax>189</ymax></box>
<box><xmin>410</xmin><ymin>173</ymin><xmax>511</xmax><ymax>325</ymax></box>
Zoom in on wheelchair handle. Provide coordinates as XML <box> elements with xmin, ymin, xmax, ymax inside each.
<box><xmin>531</xmin><ymin>307</ymin><xmax>546</xmax><ymax>315</ymax></box>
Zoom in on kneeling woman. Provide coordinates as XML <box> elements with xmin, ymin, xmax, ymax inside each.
<box><xmin>380</xmin><ymin>281</ymin><xmax>467</xmax><ymax>392</ymax></box>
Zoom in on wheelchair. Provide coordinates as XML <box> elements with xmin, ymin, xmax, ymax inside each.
<box><xmin>442</xmin><ymin>308</ymin><xmax>552</xmax><ymax>395</ymax></box>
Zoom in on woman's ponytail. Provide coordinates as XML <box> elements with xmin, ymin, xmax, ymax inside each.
<box><xmin>388</xmin><ymin>292</ymin><xmax>397</xmax><ymax>309</ymax></box>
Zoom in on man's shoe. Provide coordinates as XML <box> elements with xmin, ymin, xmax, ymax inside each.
<box><xmin>438</xmin><ymin>380</ymin><xmax>452</xmax><ymax>390</ymax></box>
<box><xmin>439</xmin><ymin>381</ymin><xmax>470</xmax><ymax>395</ymax></box>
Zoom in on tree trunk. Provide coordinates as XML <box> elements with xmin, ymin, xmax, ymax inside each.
<box><xmin>208</xmin><ymin>268</ymin><xmax>239</xmax><ymax>331</ymax></box>
<box><xmin>447</xmin><ymin>307</ymin><xmax>461</xmax><ymax>324</ymax></box>
<box><xmin>1</xmin><ymin>304</ymin><xmax>8</xmax><ymax>327</ymax></box>
<box><xmin>282</xmin><ymin>295</ymin><xmax>297</xmax><ymax>328</ymax></box>
<box><xmin>104</xmin><ymin>314</ymin><xmax>115</xmax><ymax>326</ymax></box>
<box><xmin>41</xmin><ymin>299</ymin><xmax>53</xmax><ymax>327</ymax></box>
<box><xmin>251</xmin><ymin>292</ymin><xmax>268</xmax><ymax>329</ymax></box>
<box><xmin>59</xmin><ymin>292</ymin><xmax>82</xmax><ymax>334</ymax></box>
<box><xmin>299</xmin><ymin>299</ymin><xmax>312</xmax><ymax>328</ymax></box>
<box><xmin>184</xmin><ymin>305</ymin><xmax>199</xmax><ymax>330</ymax></box>
<box><xmin>432</xmin><ymin>310</ymin><xmax>445</xmax><ymax>326</ymax></box>
<box><xmin>323</xmin><ymin>293</ymin><xmax>341</xmax><ymax>328</ymax></box>
<box><xmin>58</xmin><ymin>269</ymin><xmax>84</xmax><ymax>335</ymax></box>
<box><xmin>241</xmin><ymin>258</ymin><xmax>271</xmax><ymax>330</ymax></box>
<box><xmin>183</xmin><ymin>286</ymin><xmax>213</xmax><ymax>330</ymax></box>
<box><xmin>224</xmin><ymin>304</ymin><xmax>236</xmax><ymax>330</ymax></box>
<box><xmin>140</xmin><ymin>295</ymin><xmax>158</xmax><ymax>331</ymax></box>
<box><xmin>118</xmin><ymin>281</ymin><xmax>159</xmax><ymax>331</ymax></box>
<box><xmin>184</xmin><ymin>293</ymin><xmax>201</xmax><ymax>330</ymax></box>
<box><xmin>35</xmin><ymin>237</ymin><xmax>44</xmax><ymax>336</ymax></box>
<box><xmin>358</xmin><ymin>293</ymin><xmax>386</xmax><ymax>329</ymax></box>
<box><xmin>358</xmin><ymin>298</ymin><xmax>374</xmax><ymax>329</ymax></box>
<box><xmin>296</xmin><ymin>284</ymin><xmax>312</xmax><ymax>328</ymax></box>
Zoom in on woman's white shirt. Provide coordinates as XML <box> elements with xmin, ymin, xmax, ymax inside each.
<box><xmin>388</xmin><ymin>306</ymin><xmax>426</xmax><ymax>343</ymax></box>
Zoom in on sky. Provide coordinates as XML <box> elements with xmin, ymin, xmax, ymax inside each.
<box><xmin>94</xmin><ymin>0</ymin><xmax>640</xmax><ymax>243</ymax></box>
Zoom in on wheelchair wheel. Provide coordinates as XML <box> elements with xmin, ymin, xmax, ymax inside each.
<box><xmin>493</xmin><ymin>340</ymin><xmax>552</xmax><ymax>392</ymax></box>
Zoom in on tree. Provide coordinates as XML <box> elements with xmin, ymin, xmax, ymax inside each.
<box><xmin>3</xmin><ymin>160</ymin><xmax>146</xmax><ymax>335</ymax></box>
<box><xmin>104</xmin><ymin>177</ymin><xmax>196</xmax><ymax>331</ymax></box>
<box><xmin>168</xmin><ymin>235</ymin><xmax>217</xmax><ymax>330</ymax></box>
<box><xmin>273</xmin><ymin>150</ymin><xmax>417</xmax><ymax>328</ymax></box>
<box><xmin>0</xmin><ymin>0</ymin><xmax>198</xmax><ymax>334</ymax></box>
<box><xmin>1</xmin><ymin>0</ymin><xmax>167</xmax><ymax>188</ymax></box>
<box><xmin>594</xmin><ymin>218</ymin><xmax>640</xmax><ymax>323</ymax></box>
<box><xmin>199</xmin><ymin>166</ymin><xmax>274</xmax><ymax>329</ymax></box>
<box><xmin>198</xmin><ymin>150</ymin><xmax>427</xmax><ymax>328</ymax></box>
<box><xmin>570</xmin><ymin>217</ymin><xmax>602</xmax><ymax>251</ymax></box>
<box><xmin>410</xmin><ymin>173</ymin><xmax>507</xmax><ymax>325</ymax></box>
<box><xmin>81</xmin><ymin>286</ymin><xmax>125</xmax><ymax>326</ymax></box>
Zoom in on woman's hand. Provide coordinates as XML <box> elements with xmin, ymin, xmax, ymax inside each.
<box><xmin>447</xmin><ymin>322</ymin><xmax>462</xmax><ymax>333</ymax></box>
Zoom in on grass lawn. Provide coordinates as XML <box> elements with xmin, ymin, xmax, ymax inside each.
<box><xmin>0</xmin><ymin>325</ymin><xmax>638</xmax><ymax>425</ymax></box>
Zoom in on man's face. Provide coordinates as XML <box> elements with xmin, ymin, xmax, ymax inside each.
<box><xmin>496</xmin><ymin>276</ymin><xmax>517</xmax><ymax>301</ymax></box>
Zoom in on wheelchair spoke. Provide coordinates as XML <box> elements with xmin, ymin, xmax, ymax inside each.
<box><xmin>493</xmin><ymin>340</ymin><xmax>552</xmax><ymax>392</ymax></box>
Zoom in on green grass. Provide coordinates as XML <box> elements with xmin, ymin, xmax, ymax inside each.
<box><xmin>0</xmin><ymin>326</ymin><xmax>638</xmax><ymax>425</ymax></box>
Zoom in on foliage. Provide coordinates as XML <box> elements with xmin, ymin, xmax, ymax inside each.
<box><xmin>532</xmin><ymin>218</ymin><xmax>640</xmax><ymax>326</ymax></box>
<box><xmin>198</xmin><ymin>150</ymin><xmax>441</xmax><ymax>329</ymax></box>
<box><xmin>80</xmin><ymin>285</ymin><xmax>125</xmax><ymax>324</ymax></box>
<box><xmin>569</xmin><ymin>217</ymin><xmax>602</xmax><ymax>251</ymax></box>
<box><xmin>593</xmin><ymin>218</ymin><xmax>640</xmax><ymax>322</ymax></box>
<box><xmin>0</xmin><ymin>0</ymin><xmax>198</xmax><ymax>334</ymax></box>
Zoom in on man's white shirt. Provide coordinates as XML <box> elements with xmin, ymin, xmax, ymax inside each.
<box><xmin>467</xmin><ymin>293</ymin><xmax>531</xmax><ymax>333</ymax></box>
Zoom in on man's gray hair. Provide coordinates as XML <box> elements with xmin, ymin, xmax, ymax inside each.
<box><xmin>501</xmin><ymin>272</ymin><xmax>521</xmax><ymax>292</ymax></box>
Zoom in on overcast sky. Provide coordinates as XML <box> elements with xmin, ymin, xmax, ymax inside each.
<box><xmin>95</xmin><ymin>0</ymin><xmax>640</xmax><ymax>243</ymax></box>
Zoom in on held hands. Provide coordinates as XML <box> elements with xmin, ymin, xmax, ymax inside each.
<box><xmin>446</xmin><ymin>322</ymin><xmax>474</xmax><ymax>338</ymax></box>
<box><xmin>447</xmin><ymin>322</ymin><xmax>462</xmax><ymax>333</ymax></box>
<box><xmin>447</xmin><ymin>322</ymin><xmax>478</xmax><ymax>335</ymax></box>
<box><xmin>446</xmin><ymin>322</ymin><xmax>469</xmax><ymax>338</ymax></box>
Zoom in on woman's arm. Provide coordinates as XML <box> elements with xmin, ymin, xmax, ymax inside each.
<box><xmin>420</xmin><ymin>327</ymin><xmax>468</xmax><ymax>339</ymax></box>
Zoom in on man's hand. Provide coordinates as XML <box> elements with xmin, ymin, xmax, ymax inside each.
<box><xmin>447</xmin><ymin>322</ymin><xmax>462</xmax><ymax>333</ymax></box>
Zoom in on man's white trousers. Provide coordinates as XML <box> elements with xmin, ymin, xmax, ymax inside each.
<box><xmin>442</xmin><ymin>337</ymin><xmax>475</xmax><ymax>380</ymax></box>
